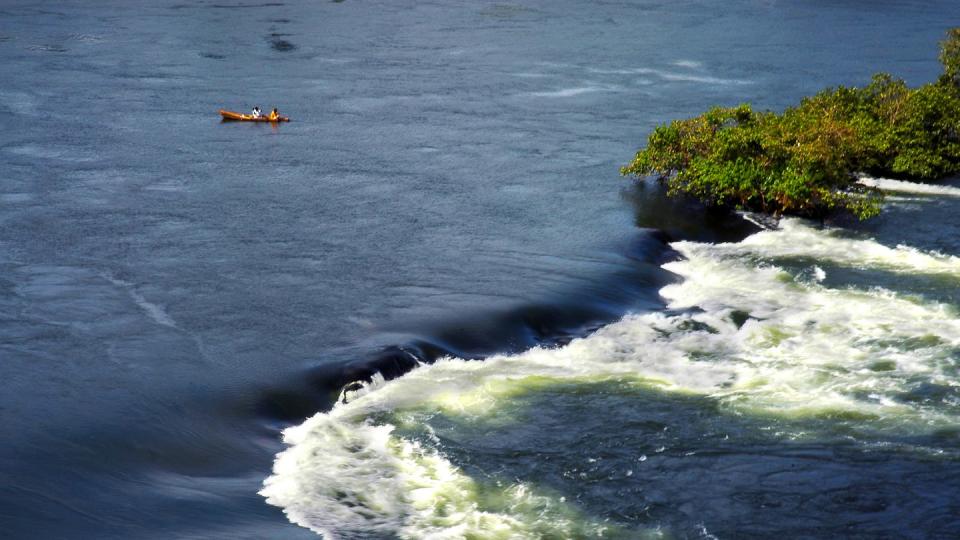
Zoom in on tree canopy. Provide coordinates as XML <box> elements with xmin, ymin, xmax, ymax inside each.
<box><xmin>622</xmin><ymin>28</ymin><xmax>960</xmax><ymax>219</ymax></box>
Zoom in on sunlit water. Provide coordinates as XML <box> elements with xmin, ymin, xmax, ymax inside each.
<box><xmin>3</xmin><ymin>1</ymin><xmax>960</xmax><ymax>538</ymax></box>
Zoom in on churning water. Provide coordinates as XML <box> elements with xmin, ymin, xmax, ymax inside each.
<box><xmin>262</xmin><ymin>204</ymin><xmax>960</xmax><ymax>539</ymax></box>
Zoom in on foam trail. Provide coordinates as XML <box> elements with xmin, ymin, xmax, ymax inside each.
<box><xmin>526</xmin><ymin>85</ymin><xmax>615</xmax><ymax>98</ymax></box>
<box><xmin>102</xmin><ymin>273</ymin><xmax>177</xmax><ymax>328</ymax></box>
<box><xmin>586</xmin><ymin>66</ymin><xmax>751</xmax><ymax>85</ymax></box>
<box><xmin>716</xmin><ymin>218</ymin><xmax>960</xmax><ymax>276</ymax></box>
<box><xmin>859</xmin><ymin>176</ymin><xmax>960</xmax><ymax>198</ymax></box>
<box><xmin>264</xmin><ymin>219</ymin><xmax>960</xmax><ymax>538</ymax></box>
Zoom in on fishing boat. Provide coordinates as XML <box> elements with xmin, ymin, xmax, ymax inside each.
<box><xmin>219</xmin><ymin>109</ymin><xmax>291</xmax><ymax>122</ymax></box>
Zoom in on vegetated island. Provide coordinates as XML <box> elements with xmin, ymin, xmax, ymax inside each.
<box><xmin>622</xmin><ymin>28</ymin><xmax>960</xmax><ymax>220</ymax></box>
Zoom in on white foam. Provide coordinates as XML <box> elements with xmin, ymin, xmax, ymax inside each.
<box><xmin>655</xmin><ymin>71</ymin><xmax>750</xmax><ymax>85</ymax></box>
<box><xmin>4</xmin><ymin>144</ymin><xmax>94</xmax><ymax>162</ymax></box>
<box><xmin>587</xmin><ymin>66</ymin><xmax>751</xmax><ymax>85</ymax></box>
<box><xmin>127</xmin><ymin>289</ymin><xmax>177</xmax><ymax>328</ymax></box>
<box><xmin>263</xmin><ymin>415</ymin><xmax>624</xmax><ymax>539</ymax></box>
<box><xmin>721</xmin><ymin>218</ymin><xmax>960</xmax><ymax>275</ymax></box>
<box><xmin>526</xmin><ymin>85</ymin><xmax>614</xmax><ymax>98</ymax></box>
<box><xmin>858</xmin><ymin>176</ymin><xmax>960</xmax><ymax>198</ymax></box>
<box><xmin>737</xmin><ymin>211</ymin><xmax>778</xmax><ymax>230</ymax></box>
<box><xmin>0</xmin><ymin>91</ymin><xmax>39</xmax><ymax>116</ymax></box>
<box><xmin>67</xmin><ymin>33</ymin><xmax>106</xmax><ymax>43</ymax></box>
<box><xmin>264</xmin><ymin>220</ymin><xmax>960</xmax><ymax>537</ymax></box>
<box><xmin>102</xmin><ymin>274</ymin><xmax>177</xmax><ymax>328</ymax></box>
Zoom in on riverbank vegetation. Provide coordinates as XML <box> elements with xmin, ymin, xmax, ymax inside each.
<box><xmin>622</xmin><ymin>28</ymin><xmax>960</xmax><ymax>219</ymax></box>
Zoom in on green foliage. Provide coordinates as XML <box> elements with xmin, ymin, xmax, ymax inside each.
<box><xmin>940</xmin><ymin>27</ymin><xmax>960</xmax><ymax>85</ymax></box>
<box><xmin>622</xmin><ymin>28</ymin><xmax>960</xmax><ymax>219</ymax></box>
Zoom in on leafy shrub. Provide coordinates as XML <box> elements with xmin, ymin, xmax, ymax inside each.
<box><xmin>622</xmin><ymin>29</ymin><xmax>960</xmax><ymax>219</ymax></box>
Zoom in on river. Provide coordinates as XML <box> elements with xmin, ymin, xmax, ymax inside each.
<box><xmin>2</xmin><ymin>1</ymin><xmax>960</xmax><ymax>538</ymax></box>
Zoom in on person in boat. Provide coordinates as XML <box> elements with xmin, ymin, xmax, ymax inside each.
<box><xmin>251</xmin><ymin>106</ymin><xmax>262</xmax><ymax>118</ymax></box>
<box><xmin>268</xmin><ymin>107</ymin><xmax>280</xmax><ymax>121</ymax></box>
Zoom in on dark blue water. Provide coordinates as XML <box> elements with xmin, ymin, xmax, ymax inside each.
<box><xmin>2</xmin><ymin>1</ymin><xmax>960</xmax><ymax>538</ymax></box>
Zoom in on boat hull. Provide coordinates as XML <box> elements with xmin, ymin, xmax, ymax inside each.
<box><xmin>219</xmin><ymin>109</ymin><xmax>290</xmax><ymax>122</ymax></box>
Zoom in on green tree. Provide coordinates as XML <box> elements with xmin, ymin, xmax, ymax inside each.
<box><xmin>622</xmin><ymin>28</ymin><xmax>960</xmax><ymax>219</ymax></box>
<box><xmin>939</xmin><ymin>27</ymin><xmax>960</xmax><ymax>86</ymax></box>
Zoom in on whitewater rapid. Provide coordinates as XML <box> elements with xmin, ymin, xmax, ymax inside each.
<box><xmin>262</xmin><ymin>217</ymin><xmax>960</xmax><ymax>539</ymax></box>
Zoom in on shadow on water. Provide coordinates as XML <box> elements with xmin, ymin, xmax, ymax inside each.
<box><xmin>269</xmin><ymin>39</ymin><xmax>296</xmax><ymax>52</ymax></box>
<box><xmin>623</xmin><ymin>179</ymin><xmax>761</xmax><ymax>244</ymax></box>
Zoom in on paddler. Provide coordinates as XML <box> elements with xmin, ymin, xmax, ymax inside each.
<box><xmin>268</xmin><ymin>107</ymin><xmax>280</xmax><ymax>121</ymax></box>
<box><xmin>251</xmin><ymin>106</ymin><xmax>262</xmax><ymax>118</ymax></box>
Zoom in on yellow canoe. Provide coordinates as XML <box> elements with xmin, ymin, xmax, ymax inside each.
<box><xmin>219</xmin><ymin>109</ymin><xmax>290</xmax><ymax>122</ymax></box>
